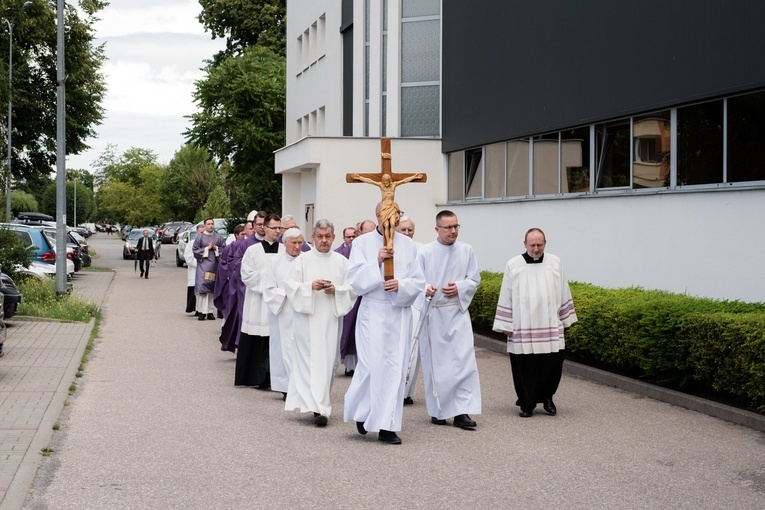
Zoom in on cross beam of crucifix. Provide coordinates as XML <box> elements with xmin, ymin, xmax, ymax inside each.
<box><xmin>346</xmin><ymin>138</ymin><xmax>427</xmax><ymax>280</ymax></box>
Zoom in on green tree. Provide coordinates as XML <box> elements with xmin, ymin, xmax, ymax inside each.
<box><xmin>197</xmin><ymin>0</ymin><xmax>286</xmax><ymax>60</ymax></box>
<box><xmin>160</xmin><ymin>144</ymin><xmax>220</xmax><ymax>221</ymax></box>
<box><xmin>186</xmin><ymin>45</ymin><xmax>285</xmax><ymax>213</ymax></box>
<box><xmin>66</xmin><ymin>168</ymin><xmax>95</xmax><ymax>190</ymax></box>
<box><xmin>96</xmin><ymin>180</ymin><xmax>134</xmax><ymax>224</ymax></box>
<box><xmin>199</xmin><ymin>184</ymin><xmax>231</xmax><ymax>220</ymax></box>
<box><xmin>39</xmin><ymin>181</ymin><xmax>95</xmax><ymax>223</ymax></box>
<box><xmin>2</xmin><ymin>0</ymin><xmax>107</xmax><ymax>182</ymax></box>
<box><xmin>10</xmin><ymin>189</ymin><xmax>38</xmax><ymax>214</ymax></box>
<box><xmin>129</xmin><ymin>164</ymin><xmax>169</xmax><ymax>225</ymax></box>
<box><xmin>93</xmin><ymin>145</ymin><xmax>159</xmax><ymax>188</ymax></box>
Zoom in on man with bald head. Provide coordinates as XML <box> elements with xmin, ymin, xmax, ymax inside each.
<box><xmin>344</xmin><ymin>202</ymin><xmax>425</xmax><ymax>445</ymax></box>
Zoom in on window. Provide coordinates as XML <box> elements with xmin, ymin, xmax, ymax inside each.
<box><xmin>532</xmin><ymin>133</ymin><xmax>560</xmax><ymax>195</ymax></box>
<box><xmin>632</xmin><ymin>112</ymin><xmax>670</xmax><ymax>189</ymax></box>
<box><xmin>400</xmin><ymin>4</ymin><xmax>440</xmax><ymax>137</ymax></box>
<box><xmin>448</xmin><ymin>151</ymin><xmax>465</xmax><ymax>201</ymax></box>
<box><xmin>595</xmin><ymin>120</ymin><xmax>631</xmax><ymax>189</ymax></box>
<box><xmin>677</xmin><ymin>100</ymin><xmax>723</xmax><ymax>186</ymax></box>
<box><xmin>465</xmin><ymin>148</ymin><xmax>483</xmax><ymax>199</ymax></box>
<box><xmin>728</xmin><ymin>90</ymin><xmax>765</xmax><ymax>183</ymax></box>
<box><xmin>561</xmin><ymin>127</ymin><xmax>590</xmax><ymax>193</ymax></box>
<box><xmin>484</xmin><ymin>143</ymin><xmax>505</xmax><ymax>199</ymax></box>
<box><xmin>506</xmin><ymin>140</ymin><xmax>530</xmax><ymax>197</ymax></box>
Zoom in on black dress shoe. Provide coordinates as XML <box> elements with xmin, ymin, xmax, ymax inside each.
<box><xmin>344</xmin><ymin>369</ymin><xmax>354</xmax><ymax>377</ymax></box>
<box><xmin>403</xmin><ymin>396</ymin><xmax>414</xmax><ymax>405</ymax></box>
<box><xmin>378</xmin><ymin>430</ymin><xmax>402</xmax><ymax>445</ymax></box>
<box><xmin>431</xmin><ymin>417</ymin><xmax>447</xmax><ymax>425</ymax></box>
<box><xmin>519</xmin><ymin>407</ymin><xmax>533</xmax><ymax>418</ymax></box>
<box><xmin>194</xmin><ymin>312</ymin><xmax>202</xmax><ymax>317</ymax></box>
<box><xmin>453</xmin><ymin>414</ymin><xmax>477</xmax><ymax>429</ymax></box>
<box><xmin>543</xmin><ymin>399</ymin><xmax>557</xmax><ymax>416</ymax></box>
<box><xmin>314</xmin><ymin>414</ymin><xmax>328</xmax><ymax>427</ymax></box>
<box><xmin>282</xmin><ymin>392</ymin><xmax>287</xmax><ymax>401</ymax></box>
<box><xmin>145</xmin><ymin>275</ymin><xmax>149</xmax><ymax>279</ymax></box>
<box><xmin>206</xmin><ymin>313</ymin><xmax>215</xmax><ymax>320</ymax></box>
<box><xmin>198</xmin><ymin>314</ymin><xmax>206</xmax><ymax>321</ymax></box>
<box><xmin>356</xmin><ymin>421</ymin><xmax>367</xmax><ymax>435</ymax></box>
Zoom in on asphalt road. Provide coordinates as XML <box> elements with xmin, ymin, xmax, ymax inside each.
<box><xmin>22</xmin><ymin>234</ymin><xmax>765</xmax><ymax>509</ymax></box>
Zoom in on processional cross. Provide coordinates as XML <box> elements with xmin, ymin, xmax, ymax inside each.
<box><xmin>346</xmin><ymin>138</ymin><xmax>427</xmax><ymax>280</ymax></box>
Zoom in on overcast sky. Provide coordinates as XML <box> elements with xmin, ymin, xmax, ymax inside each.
<box><xmin>66</xmin><ymin>0</ymin><xmax>226</xmax><ymax>171</ymax></box>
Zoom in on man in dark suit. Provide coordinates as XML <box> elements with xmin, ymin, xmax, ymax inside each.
<box><xmin>137</xmin><ymin>230</ymin><xmax>155</xmax><ymax>279</ymax></box>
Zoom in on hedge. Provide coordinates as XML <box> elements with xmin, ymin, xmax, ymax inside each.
<box><xmin>469</xmin><ymin>272</ymin><xmax>765</xmax><ymax>413</ymax></box>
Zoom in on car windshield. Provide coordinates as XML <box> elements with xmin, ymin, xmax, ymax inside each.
<box><xmin>129</xmin><ymin>230</ymin><xmax>155</xmax><ymax>240</ymax></box>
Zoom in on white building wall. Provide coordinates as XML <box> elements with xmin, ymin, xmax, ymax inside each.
<box><xmin>286</xmin><ymin>1</ymin><xmax>343</xmax><ymax>143</ymax></box>
<box><xmin>446</xmin><ymin>190</ymin><xmax>765</xmax><ymax>303</ymax></box>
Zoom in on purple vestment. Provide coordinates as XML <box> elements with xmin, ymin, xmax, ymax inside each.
<box><xmin>193</xmin><ymin>231</ymin><xmax>226</xmax><ymax>295</ymax></box>
<box><xmin>335</xmin><ymin>243</ymin><xmax>359</xmax><ymax>360</ymax></box>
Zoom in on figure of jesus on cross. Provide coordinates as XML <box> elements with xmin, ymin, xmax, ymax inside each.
<box><xmin>346</xmin><ymin>138</ymin><xmax>427</xmax><ymax>279</ymax></box>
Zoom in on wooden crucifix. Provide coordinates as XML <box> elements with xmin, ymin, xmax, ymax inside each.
<box><xmin>346</xmin><ymin>138</ymin><xmax>427</xmax><ymax>280</ymax></box>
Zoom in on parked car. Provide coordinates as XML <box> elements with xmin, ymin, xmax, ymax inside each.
<box><xmin>43</xmin><ymin>229</ymin><xmax>83</xmax><ymax>272</ymax></box>
<box><xmin>3</xmin><ymin>223</ymin><xmax>57</xmax><ymax>264</ymax></box>
<box><xmin>67</xmin><ymin>230</ymin><xmax>92</xmax><ymax>267</ymax></box>
<box><xmin>121</xmin><ymin>225</ymin><xmax>133</xmax><ymax>240</ymax></box>
<box><xmin>123</xmin><ymin>228</ymin><xmax>161</xmax><ymax>260</ymax></box>
<box><xmin>175</xmin><ymin>229</ymin><xmax>199</xmax><ymax>267</ymax></box>
<box><xmin>14</xmin><ymin>260</ymin><xmax>73</xmax><ymax>285</ymax></box>
<box><xmin>160</xmin><ymin>221</ymin><xmax>192</xmax><ymax>244</ymax></box>
<box><xmin>0</xmin><ymin>271</ymin><xmax>22</xmax><ymax>319</ymax></box>
<box><xmin>0</xmin><ymin>293</ymin><xmax>5</xmax><ymax>358</ymax></box>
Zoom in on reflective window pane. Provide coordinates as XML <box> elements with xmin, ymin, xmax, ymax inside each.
<box><xmin>448</xmin><ymin>152</ymin><xmax>465</xmax><ymax>201</ymax></box>
<box><xmin>485</xmin><ymin>143</ymin><xmax>505</xmax><ymax>198</ymax></box>
<box><xmin>561</xmin><ymin>127</ymin><xmax>590</xmax><ymax>193</ymax></box>
<box><xmin>632</xmin><ymin>111</ymin><xmax>670</xmax><ymax>188</ymax></box>
<box><xmin>506</xmin><ymin>140</ymin><xmax>530</xmax><ymax>197</ymax></box>
<box><xmin>533</xmin><ymin>133</ymin><xmax>559</xmax><ymax>195</ymax></box>
<box><xmin>728</xmin><ymin>91</ymin><xmax>765</xmax><ymax>183</ymax></box>
<box><xmin>677</xmin><ymin>100</ymin><xmax>723</xmax><ymax>186</ymax></box>
<box><xmin>596</xmin><ymin>121</ymin><xmax>631</xmax><ymax>188</ymax></box>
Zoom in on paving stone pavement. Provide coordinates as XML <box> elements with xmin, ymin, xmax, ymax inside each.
<box><xmin>4</xmin><ymin>236</ymin><xmax>765</xmax><ymax>509</ymax></box>
<box><xmin>0</xmin><ymin>259</ymin><xmax>113</xmax><ymax>509</ymax></box>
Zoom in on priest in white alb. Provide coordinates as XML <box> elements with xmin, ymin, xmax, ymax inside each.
<box><xmin>492</xmin><ymin>227</ymin><xmax>577</xmax><ymax>418</ymax></box>
<box><xmin>344</xmin><ymin>202</ymin><xmax>425</xmax><ymax>445</ymax></box>
<box><xmin>283</xmin><ymin>220</ymin><xmax>356</xmax><ymax>427</ymax></box>
<box><xmin>416</xmin><ymin>210</ymin><xmax>482</xmax><ymax>430</ymax></box>
<box><xmin>236</xmin><ymin>213</ymin><xmax>284</xmax><ymax>388</ymax></box>
<box><xmin>263</xmin><ymin>227</ymin><xmax>305</xmax><ymax>400</ymax></box>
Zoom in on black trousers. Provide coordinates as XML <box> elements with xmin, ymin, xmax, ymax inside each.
<box><xmin>138</xmin><ymin>252</ymin><xmax>152</xmax><ymax>276</ymax></box>
<box><xmin>235</xmin><ymin>333</ymin><xmax>270</xmax><ymax>387</ymax></box>
<box><xmin>509</xmin><ymin>351</ymin><xmax>565</xmax><ymax>409</ymax></box>
<box><xmin>186</xmin><ymin>286</ymin><xmax>196</xmax><ymax>313</ymax></box>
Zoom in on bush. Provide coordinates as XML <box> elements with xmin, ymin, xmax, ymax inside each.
<box><xmin>17</xmin><ymin>278</ymin><xmax>99</xmax><ymax>322</ymax></box>
<box><xmin>0</xmin><ymin>227</ymin><xmax>33</xmax><ymax>280</ymax></box>
<box><xmin>471</xmin><ymin>271</ymin><xmax>765</xmax><ymax>413</ymax></box>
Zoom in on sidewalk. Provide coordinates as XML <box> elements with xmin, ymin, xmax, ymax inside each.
<box><xmin>0</xmin><ymin>270</ymin><xmax>113</xmax><ymax>510</ymax></box>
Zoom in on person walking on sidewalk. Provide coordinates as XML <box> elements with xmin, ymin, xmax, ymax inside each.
<box><xmin>137</xmin><ymin>230</ymin><xmax>155</xmax><ymax>279</ymax></box>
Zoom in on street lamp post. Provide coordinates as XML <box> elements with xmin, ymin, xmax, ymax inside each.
<box><xmin>3</xmin><ymin>1</ymin><xmax>33</xmax><ymax>222</ymax></box>
<box><xmin>55</xmin><ymin>0</ymin><xmax>66</xmax><ymax>295</ymax></box>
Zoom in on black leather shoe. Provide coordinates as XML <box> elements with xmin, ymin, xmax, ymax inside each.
<box><xmin>344</xmin><ymin>369</ymin><xmax>354</xmax><ymax>377</ymax></box>
<box><xmin>139</xmin><ymin>272</ymin><xmax>144</xmax><ymax>277</ymax></box>
<box><xmin>145</xmin><ymin>275</ymin><xmax>149</xmax><ymax>279</ymax></box>
<box><xmin>282</xmin><ymin>392</ymin><xmax>287</xmax><ymax>401</ymax></box>
<box><xmin>314</xmin><ymin>414</ymin><xmax>328</xmax><ymax>427</ymax></box>
<box><xmin>403</xmin><ymin>396</ymin><xmax>414</xmax><ymax>405</ymax></box>
<box><xmin>543</xmin><ymin>399</ymin><xmax>557</xmax><ymax>416</ymax></box>
<box><xmin>198</xmin><ymin>314</ymin><xmax>206</xmax><ymax>321</ymax></box>
<box><xmin>356</xmin><ymin>421</ymin><xmax>367</xmax><ymax>435</ymax></box>
<box><xmin>519</xmin><ymin>407</ymin><xmax>533</xmax><ymax>418</ymax></box>
<box><xmin>194</xmin><ymin>312</ymin><xmax>202</xmax><ymax>317</ymax></box>
<box><xmin>453</xmin><ymin>414</ymin><xmax>477</xmax><ymax>429</ymax></box>
<box><xmin>206</xmin><ymin>313</ymin><xmax>215</xmax><ymax>320</ymax></box>
<box><xmin>431</xmin><ymin>417</ymin><xmax>447</xmax><ymax>425</ymax></box>
<box><xmin>378</xmin><ymin>430</ymin><xmax>402</xmax><ymax>445</ymax></box>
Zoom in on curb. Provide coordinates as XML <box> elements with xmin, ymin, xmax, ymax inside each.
<box><xmin>474</xmin><ymin>332</ymin><xmax>765</xmax><ymax>433</ymax></box>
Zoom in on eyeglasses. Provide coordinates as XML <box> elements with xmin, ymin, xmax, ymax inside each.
<box><xmin>265</xmin><ymin>226</ymin><xmax>283</xmax><ymax>231</ymax></box>
<box><xmin>436</xmin><ymin>224</ymin><xmax>460</xmax><ymax>231</ymax></box>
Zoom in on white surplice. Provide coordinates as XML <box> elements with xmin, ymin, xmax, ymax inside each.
<box><xmin>283</xmin><ymin>250</ymin><xmax>356</xmax><ymax>417</ymax></box>
<box><xmin>263</xmin><ymin>251</ymin><xmax>299</xmax><ymax>394</ymax></box>
<box><xmin>492</xmin><ymin>253</ymin><xmax>578</xmax><ymax>354</ymax></box>
<box><xmin>343</xmin><ymin>229</ymin><xmax>425</xmax><ymax>433</ymax></box>
<box><xmin>415</xmin><ymin>240</ymin><xmax>482</xmax><ymax>420</ymax></box>
<box><xmin>241</xmin><ymin>241</ymin><xmax>284</xmax><ymax>336</ymax></box>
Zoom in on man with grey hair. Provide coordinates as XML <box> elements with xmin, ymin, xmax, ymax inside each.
<box><xmin>264</xmin><ymin>227</ymin><xmax>305</xmax><ymax>400</ymax></box>
<box><xmin>280</xmin><ymin>214</ymin><xmax>311</xmax><ymax>252</ymax></box>
<box><xmin>284</xmin><ymin>220</ymin><xmax>356</xmax><ymax>426</ymax></box>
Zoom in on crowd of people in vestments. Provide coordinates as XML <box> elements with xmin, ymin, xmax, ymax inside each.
<box><xmin>185</xmin><ymin>204</ymin><xmax>577</xmax><ymax>445</ymax></box>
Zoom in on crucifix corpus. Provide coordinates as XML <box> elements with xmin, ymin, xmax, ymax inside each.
<box><xmin>346</xmin><ymin>138</ymin><xmax>427</xmax><ymax>280</ymax></box>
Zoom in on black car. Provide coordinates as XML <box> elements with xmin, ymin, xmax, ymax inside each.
<box><xmin>0</xmin><ymin>272</ymin><xmax>22</xmax><ymax>319</ymax></box>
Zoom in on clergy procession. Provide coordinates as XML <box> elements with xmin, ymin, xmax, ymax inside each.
<box><xmin>188</xmin><ymin>200</ymin><xmax>577</xmax><ymax>446</ymax></box>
